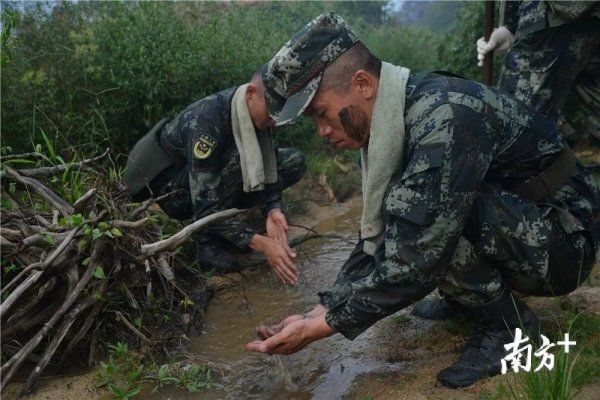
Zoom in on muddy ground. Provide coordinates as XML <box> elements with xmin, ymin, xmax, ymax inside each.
<box><xmin>5</xmin><ymin>174</ymin><xmax>600</xmax><ymax>400</ymax></box>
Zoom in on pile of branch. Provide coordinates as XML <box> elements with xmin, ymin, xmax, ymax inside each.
<box><xmin>0</xmin><ymin>150</ymin><xmax>243</xmax><ymax>395</ymax></box>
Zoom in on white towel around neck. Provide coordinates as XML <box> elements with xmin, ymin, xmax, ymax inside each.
<box><xmin>360</xmin><ymin>62</ymin><xmax>411</xmax><ymax>255</ymax></box>
<box><xmin>231</xmin><ymin>83</ymin><xmax>278</xmax><ymax>193</ymax></box>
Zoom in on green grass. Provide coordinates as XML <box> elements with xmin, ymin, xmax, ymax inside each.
<box><xmin>496</xmin><ymin>307</ymin><xmax>599</xmax><ymax>400</ymax></box>
<box><xmin>96</xmin><ymin>341</ymin><xmax>216</xmax><ymax>399</ymax></box>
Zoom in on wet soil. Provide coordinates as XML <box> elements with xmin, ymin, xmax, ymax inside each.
<box><xmin>6</xmin><ymin>192</ymin><xmax>599</xmax><ymax>399</ymax></box>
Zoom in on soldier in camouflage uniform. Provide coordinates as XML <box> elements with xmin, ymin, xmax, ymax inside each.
<box><xmin>124</xmin><ymin>70</ymin><xmax>306</xmax><ymax>283</ymax></box>
<box><xmin>246</xmin><ymin>13</ymin><xmax>600</xmax><ymax>388</ymax></box>
<box><xmin>476</xmin><ymin>1</ymin><xmax>600</xmax><ymax>144</ymax></box>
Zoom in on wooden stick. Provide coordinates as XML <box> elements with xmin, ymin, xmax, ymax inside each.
<box><xmin>0</xmin><ymin>244</ymin><xmax>101</xmax><ymax>390</ymax></box>
<box><xmin>73</xmin><ymin>189</ymin><xmax>97</xmax><ymax>213</ymax></box>
<box><xmin>21</xmin><ymin>297</ymin><xmax>96</xmax><ymax>395</ymax></box>
<box><xmin>52</xmin><ymin>210</ymin><xmax>60</xmax><ymax>226</ymax></box>
<box><xmin>0</xmin><ymin>270</ymin><xmax>44</xmax><ymax>320</ymax></box>
<box><xmin>110</xmin><ymin>218</ymin><xmax>149</xmax><ymax>229</ymax></box>
<box><xmin>0</xmin><ymin>152</ymin><xmax>49</xmax><ymax>162</ymax></box>
<box><xmin>129</xmin><ymin>189</ymin><xmax>182</xmax><ymax>218</ymax></box>
<box><xmin>140</xmin><ymin>208</ymin><xmax>245</xmax><ymax>256</ymax></box>
<box><xmin>157</xmin><ymin>255</ymin><xmax>175</xmax><ymax>282</ymax></box>
<box><xmin>17</xmin><ymin>148</ymin><xmax>109</xmax><ymax>178</ymax></box>
<box><xmin>59</xmin><ymin>298</ymin><xmax>104</xmax><ymax>365</ymax></box>
<box><xmin>115</xmin><ymin>311</ymin><xmax>152</xmax><ymax>343</ymax></box>
<box><xmin>3</xmin><ymin>166</ymin><xmax>74</xmax><ymax>215</ymax></box>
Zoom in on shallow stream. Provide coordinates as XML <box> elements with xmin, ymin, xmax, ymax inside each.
<box><xmin>153</xmin><ymin>203</ymin><xmax>406</xmax><ymax>399</ymax></box>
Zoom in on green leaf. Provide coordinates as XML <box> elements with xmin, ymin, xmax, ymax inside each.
<box><xmin>112</xmin><ymin>228</ymin><xmax>122</xmax><ymax>237</ymax></box>
<box><xmin>69</xmin><ymin>214</ymin><xmax>83</xmax><ymax>226</ymax></box>
<box><xmin>82</xmin><ymin>256</ymin><xmax>91</xmax><ymax>266</ymax></box>
<box><xmin>98</xmin><ymin>221</ymin><xmax>110</xmax><ymax>230</ymax></box>
<box><xmin>104</xmin><ymin>230</ymin><xmax>114</xmax><ymax>238</ymax></box>
<box><xmin>92</xmin><ymin>266</ymin><xmax>106</xmax><ymax>279</ymax></box>
<box><xmin>42</xmin><ymin>233</ymin><xmax>55</xmax><ymax>245</ymax></box>
<box><xmin>40</xmin><ymin>129</ymin><xmax>56</xmax><ymax>158</ymax></box>
<box><xmin>134</xmin><ymin>316</ymin><xmax>142</xmax><ymax>328</ymax></box>
<box><xmin>92</xmin><ymin>228</ymin><xmax>102</xmax><ymax>240</ymax></box>
<box><xmin>8</xmin><ymin>182</ymin><xmax>16</xmax><ymax>193</ymax></box>
<box><xmin>77</xmin><ymin>239</ymin><xmax>88</xmax><ymax>253</ymax></box>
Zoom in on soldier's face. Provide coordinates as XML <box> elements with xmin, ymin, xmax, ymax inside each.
<box><xmin>305</xmin><ymin>87</ymin><xmax>370</xmax><ymax>150</ymax></box>
<box><xmin>247</xmin><ymin>84</ymin><xmax>276</xmax><ymax>131</ymax></box>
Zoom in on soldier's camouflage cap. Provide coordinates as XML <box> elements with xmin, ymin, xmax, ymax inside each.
<box><xmin>262</xmin><ymin>12</ymin><xmax>359</xmax><ymax>126</ymax></box>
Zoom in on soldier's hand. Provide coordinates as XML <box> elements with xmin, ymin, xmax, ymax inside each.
<box><xmin>249</xmin><ymin>234</ymin><xmax>298</xmax><ymax>284</ymax></box>
<box><xmin>256</xmin><ymin>314</ymin><xmax>305</xmax><ymax>340</ymax></box>
<box><xmin>246</xmin><ymin>315</ymin><xmax>334</xmax><ymax>355</ymax></box>
<box><xmin>476</xmin><ymin>26</ymin><xmax>515</xmax><ymax>66</ymax></box>
<box><xmin>256</xmin><ymin>306</ymin><xmax>328</xmax><ymax>340</ymax></box>
<box><xmin>266</xmin><ymin>209</ymin><xmax>289</xmax><ymax>244</ymax></box>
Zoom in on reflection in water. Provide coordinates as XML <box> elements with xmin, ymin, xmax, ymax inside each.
<box><xmin>154</xmin><ymin>204</ymin><xmax>405</xmax><ymax>400</ymax></box>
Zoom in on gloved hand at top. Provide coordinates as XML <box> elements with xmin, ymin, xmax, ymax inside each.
<box><xmin>476</xmin><ymin>26</ymin><xmax>515</xmax><ymax>66</ymax></box>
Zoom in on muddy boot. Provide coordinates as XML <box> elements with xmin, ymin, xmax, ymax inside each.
<box><xmin>195</xmin><ymin>235</ymin><xmax>243</xmax><ymax>273</ymax></box>
<box><xmin>411</xmin><ymin>295</ymin><xmax>468</xmax><ymax>320</ymax></box>
<box><xmin>436</xmin><ymin>290</ymin><xmax>540</xmax><ymax>388</ymax></box>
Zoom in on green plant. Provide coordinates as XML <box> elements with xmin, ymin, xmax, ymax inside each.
<box><xmin>499</xmin><ymin>310</ymin><xmax>600</xmax><ymax>400</ymax></box>
<box><xmin>107</xmin><ymin>384</ymin><xmax>141</xmax><ymax>400</ymax></box>
<box><xmin>96</xmin><ymin>340</ymin><xmax>216</xmax><ymax>398</ymax></box>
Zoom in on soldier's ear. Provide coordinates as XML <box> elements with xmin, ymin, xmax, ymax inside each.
<box><xmin>352</xmin><ymin>70</ymin><xmax>376</xmax><ymax>100</ymax></box>
<box><xmin>246</xmin><ymin>83</ymin><xmax>257</xmax><ymax>98</ymax></box>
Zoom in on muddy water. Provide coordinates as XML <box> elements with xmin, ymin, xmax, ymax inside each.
<box><xmin>154</xmin><ymin>203</ymin><xmax>405</xmax><ymax>400</ymax></box>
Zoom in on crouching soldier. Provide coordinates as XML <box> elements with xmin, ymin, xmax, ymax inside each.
<box><xmin>124</xmin><ymin>68</ymin><xmax>306</xmax><ymax>285</ymax></box>
<box><xmin>247</xmin><ymin>13</ymin><xmax>599</xmax><ymax>388</ymax></box>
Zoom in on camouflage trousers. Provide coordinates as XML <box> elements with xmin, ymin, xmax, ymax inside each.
<box><xmin>438</xmin><ymin>182</ymin><xmax>596</xmax><ymax>307</ymax></box>
<box><xmin>152</xmin><ymin>147</ymin><xmax>306</xmax><ymax>241</ymax></box>
<box><xmin>320</xmin><ymin>182</ymin><xmax>596</xmax><ymax>310</ymax></box>
<box><xmin>498</xmin><ymin>17</ymin><xmax>600</xmax><ymax>143</ymax></box>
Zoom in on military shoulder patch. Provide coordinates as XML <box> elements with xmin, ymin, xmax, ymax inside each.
<box><xmin>192</xmin><ymin>134</ymin><xmax>217</xmax><ymax>160</ymax></box>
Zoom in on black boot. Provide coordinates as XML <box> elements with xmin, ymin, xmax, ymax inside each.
<box><xmin>411</xmin><ymin>295</ymin><xmax>469</xmax><ymax>320</ymax></box>
<box><xmin>437</xmin><ymin>290</ymin><xmax>540</xmax><ymax>388</ymax></box>
<box><xmin>195</xmin><ymin>236</ymin><xmax>243</xmax><ymax>273</ymax></box>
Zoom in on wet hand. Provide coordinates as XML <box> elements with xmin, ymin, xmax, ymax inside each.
<box><xmin>246</xmin><ymin>316</ymin><xmax>334</xmax><ymax>355</ymax></box>
<box><xmin>263</xmin><ymin>237</ymin><xmax>298</xmax><ymax>285</ymax></box>
<box><xmin>256</xmin><ymin>314</ymin><xmax>305</xmax><ymax>340</ymax></box>
<box><xmin>266</xmin><ymin>209</ymin><xmax>289</xmax><ymax>244</ymax></box>
<box><xmin>256</xmin><ymin>306</ymin><xmax>329</xmax><ymax>340</ymax></box>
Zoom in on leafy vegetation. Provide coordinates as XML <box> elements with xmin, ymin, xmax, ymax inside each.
<box><xmin>1</xmin><ymin>1</ymin><xmax>492</xmax><ymax>160</ymax></box>
<box><xmin>96</xmin><ymin>341</ymin><xmax>216</xmax><ymax>399</ymax></box>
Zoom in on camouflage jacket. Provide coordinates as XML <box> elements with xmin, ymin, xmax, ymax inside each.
<box><xmin>321</xmin><ymin>73</ymin><xmax>600</xmax><ymax>339</ymax></box>
<box><xmin>504</xmin><ymin>1</ymin><xmax>600</xmax><ymax>39</ymax></box>
<box><xmin>160</xmin><ymin>87</ymin><xmax>282</xmax><ymax>247</ymax></box>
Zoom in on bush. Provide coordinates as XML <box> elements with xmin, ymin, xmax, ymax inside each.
<box><xmin>1</xmin><ymin>1</ymin><xmax>486</xmax><ymax>161</ymax></box>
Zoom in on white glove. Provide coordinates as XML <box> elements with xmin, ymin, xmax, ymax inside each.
<box><xmin>476</xmin><ymin>26</ymin><xmax>515</xmax><ymax>66</ymax></box>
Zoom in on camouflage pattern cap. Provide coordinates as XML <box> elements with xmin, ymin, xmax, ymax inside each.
<box><xmin>263</xmin><ymin>12</ymin><xmax>359</xmax><ymax>126</ymax></box>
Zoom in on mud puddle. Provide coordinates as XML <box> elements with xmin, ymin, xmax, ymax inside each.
<box><xmin>151</xmin><ymin>202</ymin><xmax>406</xmax><ymax>399</ymax></box>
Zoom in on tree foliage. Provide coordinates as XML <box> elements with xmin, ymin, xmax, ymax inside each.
<box><xmin>1</xmin><ymin>1</ymin><xmax>490</xmax><ymax>157</ymax></box>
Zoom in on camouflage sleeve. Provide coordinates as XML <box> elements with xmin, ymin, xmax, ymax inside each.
<box><xmin>318</xmin><ymin>240</ymin><xmax>377</xmax><ymax>309</ymax></box>
<box><xmin>261</xmin><ymin>139</ymin><xmax>283</xmax><ymax>216</ymax></box>
<box><xmin>187</xmin><ymin>129</ymin><xmax>255</xmax><ymax>249</ymax></box>
<box><xmin>325</xmin><ymin>103</ymin><xmax>493</xmax><ymax>339</ymax></box>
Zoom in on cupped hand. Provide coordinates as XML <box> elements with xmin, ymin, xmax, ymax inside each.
<box><xmin>247</xmin><ymin>316</ymin><xmax>333</xmax><ymax>355</ymax></box>
<box><xmin>256</xmin><ymin>306</ymin><xmax>329</xmax><ymax>340</ymax></box>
